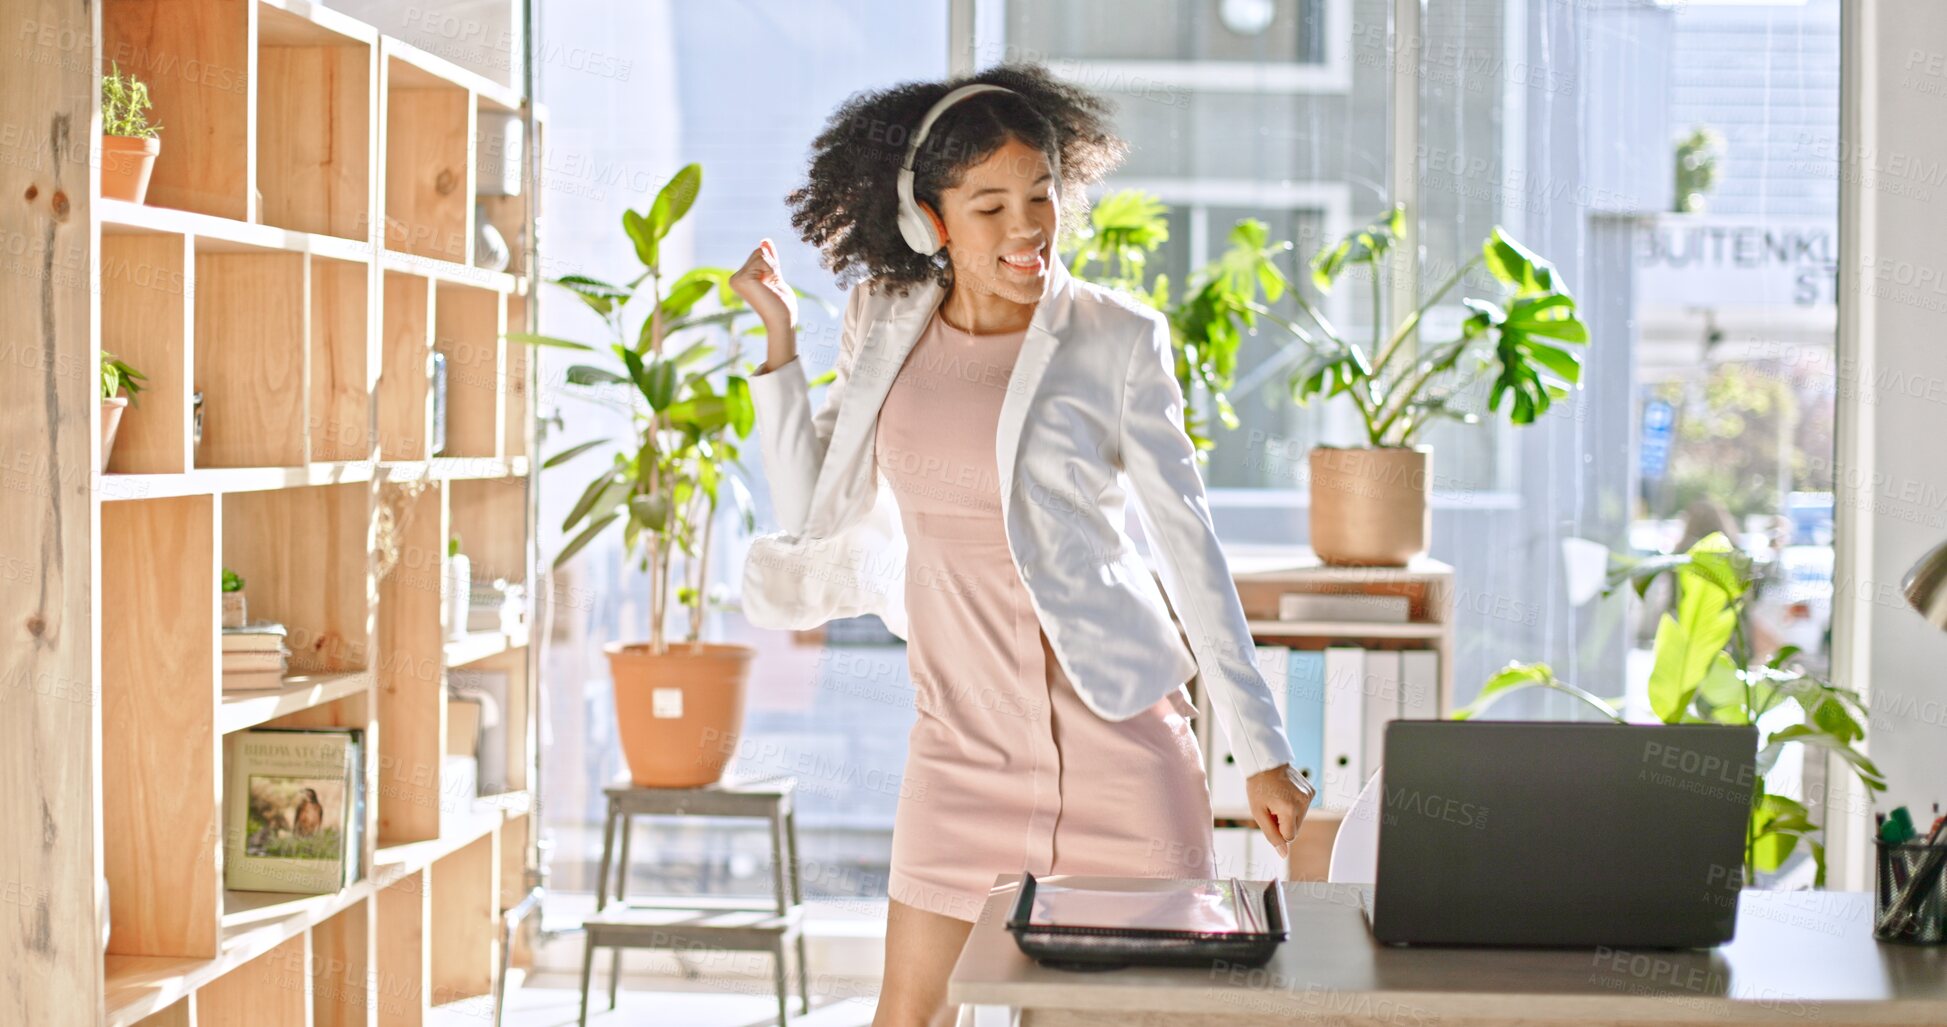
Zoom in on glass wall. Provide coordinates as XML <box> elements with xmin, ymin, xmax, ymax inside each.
<box><xmin>528</xmin><ymin>0</ymin><xmax>1841</xmax><ymax>925</ymax></box>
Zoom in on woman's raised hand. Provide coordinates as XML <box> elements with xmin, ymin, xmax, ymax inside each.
<box><xmin>729</xmin><ymin>238</ymin><xmax>800</xmax><ymax>333</ymax></box>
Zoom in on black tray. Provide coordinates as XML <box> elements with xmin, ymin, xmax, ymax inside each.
<box><xmin>1004</xmin><ymin>872</ymin><xmax>1288</xmax><ymax>971</ymax></box>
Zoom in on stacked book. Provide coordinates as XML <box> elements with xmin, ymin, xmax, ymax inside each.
<box><xmin>223</xmin><ymin>621</ymin><xmax>290</xmax><ymax>693</ymax></box>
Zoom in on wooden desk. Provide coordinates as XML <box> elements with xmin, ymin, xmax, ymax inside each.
<box><xmin>948</xmin><ymin>875</ymin><xmax>1947</xmax><ymax>1025</ymax></box>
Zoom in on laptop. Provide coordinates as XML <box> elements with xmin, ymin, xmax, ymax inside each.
<box><xmin>1369</xmin><ymin>720</ymin><xmax>1758</xmax><ymax>948</ymax></box>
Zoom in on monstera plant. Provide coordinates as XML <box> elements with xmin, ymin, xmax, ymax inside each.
<box><xmin>1066</xmin><ymin>196</ymin><xmax>1588</xmax><ymax>565</ymax></box>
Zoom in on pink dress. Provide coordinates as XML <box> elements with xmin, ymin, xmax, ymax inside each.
<box><xmin>873</xmin><ymin>309</ymin><xmax>1217</xmax><ymax>924</ymax></box>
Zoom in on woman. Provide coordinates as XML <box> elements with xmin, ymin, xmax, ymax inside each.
<box><xmin>730</xmin><ymin>63</ymin><xmax>1313</xmax><ymax>1027</ymax></box>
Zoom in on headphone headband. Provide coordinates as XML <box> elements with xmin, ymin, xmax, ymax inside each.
<box><xmin>893</xmin><ymin>81</ymin><xmax>1060</xmax><ymax>255</ymax></box>
<box><xmin>900</xmin><ymin>83</ymin><xmax>1015</xmax><ymax>174</ymax></box>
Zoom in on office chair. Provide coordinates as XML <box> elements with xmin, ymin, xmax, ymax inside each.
<box><xmin>1326</xmin><ymin>768</ymin><xmax>1383</xmax><ymax>883</ymax></box>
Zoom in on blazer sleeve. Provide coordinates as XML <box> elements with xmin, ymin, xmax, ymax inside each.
<box><xmin>1118</xmin><ymin>311</ymin><xmax>1296</xmax><ymax>780</ymax></box>
<box><xmin>747</xmin><ymin>283</ymin><xmax>869</xmax><ymax>535</ymax></box>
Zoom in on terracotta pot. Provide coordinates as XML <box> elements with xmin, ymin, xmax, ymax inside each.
<box><xmin>101</xmin><ymin>135</ymin><xmax>159</xmax><ymax>204</ymax></box>
<box><xmin>1308</xmin><ymin>446</ymin><xmax>1430</xmax><ymax>566</ymax></box>
<box><xmin>605</xmin><ymin>640</ymin><xmax>755</xmax><ymax>787</ymax></box>
<box><xmin>100</xmin><ymin>396</ymin><xmax>129</xmax><ymax>473</ymax></box>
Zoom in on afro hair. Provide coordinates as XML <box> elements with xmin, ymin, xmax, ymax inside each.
<box><xmin>785</xmin><ymin>61</ymin><xmax>1128</xmax><ymax>295</ymax></box>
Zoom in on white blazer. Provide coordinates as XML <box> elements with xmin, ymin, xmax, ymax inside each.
<box><xmin>740</xmin><ymin>256</ymin><xmax>1295</xmax><ymax>779</ymax></box>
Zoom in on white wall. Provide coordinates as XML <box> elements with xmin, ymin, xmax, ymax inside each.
<box><xmin>1832</xmin><ymin>0</ymin><xmax>1947</xmax><ymax>888</ymax></box>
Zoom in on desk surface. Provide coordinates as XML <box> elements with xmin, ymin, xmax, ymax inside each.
<box><xmin>948</xmin><ymin>875</ymin><xmax>1947</xmax><ymax>1025</ymax></box>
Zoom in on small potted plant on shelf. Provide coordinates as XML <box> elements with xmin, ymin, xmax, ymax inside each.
<box><xmin>221</xmin><ymin>568</ymin><xmax>247</xmax><ymax>629</ymax></box>
<box><xmin>512</xmin><ymin>163</ymin><xmax>777</xmax><ymax>788</ymax></box>
<box><xmin>101</xmin><ymin>62</ymin><xmax>162</xmax><ymax>205</ymax></box>
<box><xmin>1065</xmin><ymin>196</ymin><xmax>1587</xmax><ymax>566</ymax></box>
<box><xmin>1295</xmin><ymin>206</ymin><xmax>1588</xmax><ymax>565</ymax></box>
<box><xmin>100</xmin><ymin>350</ymin><xmax>145</xmax><ymax>473</ymax></box>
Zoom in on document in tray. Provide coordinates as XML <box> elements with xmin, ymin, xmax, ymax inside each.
<box><xmin>1024</xmin><ymin>879</ymin><xmax>1264</xmax><ymax>935</ymax></box>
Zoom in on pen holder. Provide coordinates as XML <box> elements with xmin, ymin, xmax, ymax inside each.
<box><xmin>1874</xmin><ymin>840</ymin><xmax>1947</xmax><ymax>944</ymax></box>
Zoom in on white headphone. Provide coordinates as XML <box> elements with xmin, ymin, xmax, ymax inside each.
<box><xmin>894</xmin><ymin>82</ymin><xmax>1060</xmax><ymax>255</ymax></box>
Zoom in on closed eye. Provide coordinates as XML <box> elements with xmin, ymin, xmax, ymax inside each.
<box><xmin>978</xmin><ymin>207</ymin><xmax>1002</xmax><ymax>215</ymax></box>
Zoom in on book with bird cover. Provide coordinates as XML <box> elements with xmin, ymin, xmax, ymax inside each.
<box><xmin>223</xmin><ymin>728</ymin><xmax>359</xmax><ymax>894</ymax></box>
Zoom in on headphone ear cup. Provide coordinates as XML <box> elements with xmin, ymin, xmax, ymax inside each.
<box><xmin>895</xmin><ymin>170</ymin><xmax>940</xmax><ymax>254</ymax></box>
<box><xmin>923</xmin><ymin>203</ymin><xmax>946</xmax><ymax>250</ymax></box>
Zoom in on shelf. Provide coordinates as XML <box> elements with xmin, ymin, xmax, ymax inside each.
<box><xmin>444</xmin><ymin>627</ymin><xmax>528</xmax><ymax>668</ymax></box>
<box><xmin>1245</xmin><ymin>619</ymin><xmax>1446</xmax><ymax>640</ymax></box>
<box><xmin>257</xmin><ymin>0</ymin><xmax>378</xmax><ymax>47</ymax></box>
<box><xmin>221</xmin><ymin>886</ymin><xmax>349</xmax><ymax>929</ymax></box>
<box><xmin>100</xmin><ymin>457</ymin><xmax>532</xmax><ymax>500</ymax></box>
<box><xmin>105</xmin><ymin>883</ymin><xmax>370</xmax><ymax>1027</ymax></box>
<box><xmin>100</xmin><ymin>198</ymin><xmax>374</xmax><ymax>261</ymax></box>
<box><xmin>371</xmin><ymin>801</ymin><xmax>511</xmax><ymax>882</ymax></box>
<box><xmin>219</xmin><ymin>670</ymin><xmax>373</xmax><ymax>734</ymax></box>
<box><xmin>104</xmin><ymin>795</ymin><xmax>519</xmax><ymax>1027</ymax></box>
<box><xmin>1225</xmin><ymin>545</ymin><xmax>1454</xmax><ymax>581</ymax></box>
<box><xmin>383</xmin><ymin>34</ymin><xmax>523</xmax><ymax>112</ymax></box>
<box><xmin>381</xmin><ymin>247</ymin><xmax>521</xmax><ymax>292</ymax></box>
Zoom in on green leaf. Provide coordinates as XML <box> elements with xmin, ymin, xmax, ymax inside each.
<box><xmin>658</xmin><ymin>273</ymin><xmax>718</xmax><ymax>323</ymax></box>
<box><xmin>1449</xmin><ymin>662</ymin><xmax>1624</xmax><ymax>723</ymax></box>
<box><xmin>622</xmin><ymin>208</ymin><xmax>658</xmax><ymax>269</ymax></box>
<box><xmin>1647</xmin><ymin>566</ymin><xmax>1737</xmax><ymax>723</ymax></box>
<box><xmin>507</xmin><ymin>331</ymin><xmax>595</xmax><ymax>352</ymax></box>
<box><xmin>654</xmin><ymin>163</ymin><xmax>703</xmax><ymax>235</ymax></box>
<box><xmin>1693</xmin><ymin>652</ymin><xmax>1748</xmax><ymax>724</ymax></box>
<box><xmin>542</xmin><ymin>439</ymin><xmax>611</xmax><ymax>469</ymax></box>
<box><xmin>561</xmin><ymin>473</ymin><xmax>624</xmax><ymax>533</ymax></box>
<box><xmin>1309</xmin><ymin>204</ymin><xmax>1406</xmax><ymax>292</ymax></box>
<box><xmin>1483</xmin><ymin>226</ymin><xmax>1559</xmax><ymax>297</ymax></box>
<box><xmin>1760</xmin><ymin>724</ymin><xmax>1887</xmax><ymax>789</ymax></box>
<box><xmin>551</xmin><ymin>275</ymin><xmax>632</xmax><ymax>317</ymax></box>
<box><xmin>565</xmin><ymin>364</ymin><xmax>630</xmax><ymax>387</ymax></box>
<box><xmin>553</xmin><ymin>509</ymin><xmax>621</xmax><ymax>569</ymax></box>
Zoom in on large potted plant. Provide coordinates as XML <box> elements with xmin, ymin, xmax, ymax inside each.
<box><xmin>101</xmin><ymin>62</ymin><xmax>162</xmax><ymax>204</ymax></box>
<box><xmin>1452</xmin><ymin>532</ymin><xmax>1886</xmax><ymax>888</ymax></box>
<box><xmin>1066</xmin><ymin>197</ymin><xmax>1587</xmax><ymax>566</ymax></box>
<box><xmin>513</xmin><ymin>164</ymin><xmax>767</xmax><ymax>788</ymax></box>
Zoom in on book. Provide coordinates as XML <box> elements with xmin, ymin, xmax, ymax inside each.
<box><xmin>222</xmin><ymin>669</ymin><xmax>289</xmax><ymax>693</ymax></box>
<box><xmin>1359</xmin><ymin>651</ymin><xmax>1403</xmax><ymax>783</ymax></box>
<box><xmin>223</xmin><ymin>648</ymin><xmax>289</xmax><ymax>673</ymax></box>
<box><xmin>1402</xmin><ymin>650</ymin><xmax>1440</xmax><ymax>721</ymax></box>
<box><xmin>342</xmin><ymin>729</ymin><xmax>365</xmax><ymax>886</ymax></box>
<box><xmin>223</xmin><ymin>729</ymin><xmax>357</xmax><ymax>894</ymax></box>
<box><xmin>1211</xmin><ymin>646</ymin><xmax>1289</xmax><ymax>815</ymax></box>
<box><xmin>223</xmin><ymin>621</ymin><xmax>289</xmax><ymax>653</ymax></box>
<box><xmin>1321</xmin><ymin>647</ymin><xmax>1365</xmax><ymax>809</ymax></box>
<box><xmin>1286</xmin><ymin>651</ymin><xmax>1326</xmax><ymax>789</ymax></box>
<box><xmin>1277</xmin><ymin>593</ymin><xmax>1412</xmax><ymax>624</ymax></box>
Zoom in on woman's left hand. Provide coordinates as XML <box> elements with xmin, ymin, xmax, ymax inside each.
<box><xmin>1245</xmin><ymin>763</ymin><xmax>1316</xmax><ymax>860</ymax></box>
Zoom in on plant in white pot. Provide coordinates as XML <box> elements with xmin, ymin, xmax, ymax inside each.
<box><xmin>100</xmin><ymin>351</ymin><xmax>146</xmax><ymax>472</ymax></box>
<box><xmin>1292</xmin><ymin>206</ymin><xmax>1589</xmax><ymax>565</ymax></box>
<box><xmin>102</xmin><ymin>62</ymin><xmax>162</xmax><ymax>204</ymax></box>
<box><xmin>513</xmin><ymin>163</ymin><xmax>773</xmax><ymax>788</ymax></box>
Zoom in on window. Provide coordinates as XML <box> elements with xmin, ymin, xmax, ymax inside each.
<box><xmin>530</xmin><ymin>0</ymin><xmax>1843</xmax><ymax>931</ymax></box>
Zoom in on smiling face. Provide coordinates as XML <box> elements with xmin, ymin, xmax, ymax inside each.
<box><xmin>928</xmin><ymin>135</ymin><xmax>1059</xmax><ymax>308</ymax></box>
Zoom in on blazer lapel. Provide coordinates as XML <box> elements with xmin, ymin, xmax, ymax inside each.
<box><xmin>801</xmin><ymin>280</ymin><xmax>942</xmax><ymax>535</ymax></box>
<box><xmin>803</xmin><ymin>257</ymin><xmax>1078</xmax><ymax>536</ymax></box>
<box><xmin>996</xmin><ymin>258</ymin><xmax>1076</xmax><ymax>514</ymax></box>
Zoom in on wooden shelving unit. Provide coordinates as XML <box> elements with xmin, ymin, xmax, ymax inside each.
<box><xmin>75</xmin><ymin>2</ymin><xmax>547</xmax><ymax>1024</ymax></box>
